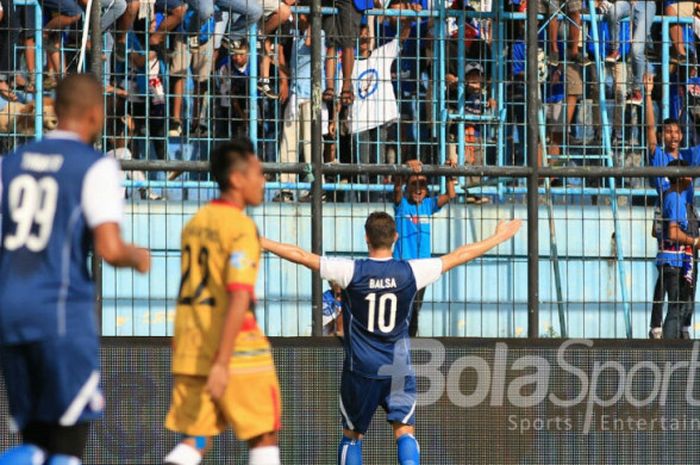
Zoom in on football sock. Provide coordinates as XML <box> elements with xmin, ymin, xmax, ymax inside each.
<box><xmin>248</xmin><ymin>446</ymin><xmax>280</xmax><ymax>465</ymax></box>
<box><xmin>397</xmin><ymin>433</ymin><xmax>420</xmax><ymax>465</ymax></box>
<box><xmin>45</xmin><ymin>454</ymin><xmax>82</xmax><ymax>465</ymax></box>
<box><xmin>337</xmin><ymin>436</ymin><xmax>362</xmax><ymax>465</ymax></box>
<box><xmin>0</xmin><ymin>445</ymin><xmax>46</xmax><ymax>465</ymax></box>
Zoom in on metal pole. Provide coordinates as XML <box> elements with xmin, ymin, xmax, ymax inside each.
<box><xmin>537</xmin><ymin>89</ymin><xmax>567</xmax><ymax>337</ymax></box>
<box><xmin>33</xmin><ymin>1</ymin><xmax>43</xmax><ymax>140</ymax></box>
<box><xmin>526</xmin><ymin>0</ymin><xmax>539</xmax><ymax>338</ymax></box>
<box><xmin>89</xmin><ymin>0</ymin><xmax>102</xmax><ymax>78</ymax></box>
<box><xmin>310</xmin><ymin>0</ymin><xmax>323</xmax><ymax>336</ymax></box>
<box><xmin>89</xmin><ymin>0</ymin><xmax>103</xmax><ymax>333</ymax></box>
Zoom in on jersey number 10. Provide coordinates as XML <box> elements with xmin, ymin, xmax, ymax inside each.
<box><xmin>4</xmin><ymin>175</ymin><xmax>58</xmax><ymax>252</ymax></box>
<box><xmin>365</xmin><ymin>292</ymin><xmax>398</xmax><ymax>333</ymax></box>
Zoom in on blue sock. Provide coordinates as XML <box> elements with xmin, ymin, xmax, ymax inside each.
<box><xmin>397</xmin><ymin>434</ymin><xmax>420</xmax><ymax>465</ymax></box>
<box><xmin>45</xmin><ymin>455</ymin><xmax>82</xmax><ymax>465</ymax></box>
<box><xmin>0</xmin><ymin>445</ymin><xmax>46</xmax><ymax>465</ymax></box>
<box><xmin>337</xmin><ymin>436</ymin><xmax>362</xmax><ymax>465</ymax></box>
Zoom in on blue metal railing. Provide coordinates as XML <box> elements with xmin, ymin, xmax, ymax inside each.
<box><xmin>13</xmin><ymin>0</ymin><xmax>43</xmax><ymax>140</ymax></box>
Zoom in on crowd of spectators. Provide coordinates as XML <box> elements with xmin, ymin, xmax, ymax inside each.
<box><xmin>2</xmin><ymin>0</ymin><xmax>700</xmax><ymax>200</ymax></box>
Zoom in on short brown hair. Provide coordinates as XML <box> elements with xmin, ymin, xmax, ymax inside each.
<box><xmin>365</xmin><ymin>212</ymin><xmax>396</xmax><ymax>250</ymax></box>
<box><xmin>55</xmin><ymin>73</ymin><xmax>103</xmax><ymax>120</ymax></box>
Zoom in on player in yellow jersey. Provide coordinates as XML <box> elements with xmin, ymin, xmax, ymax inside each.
<box><xmin>163</xmin><ymin>139</ymin><xmax>282</xmax><ymax>465</ymax></box>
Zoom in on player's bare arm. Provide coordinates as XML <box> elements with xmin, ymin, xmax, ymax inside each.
<box><xmin>440</xmin><ymin>219</ymin><xmax>522</xmax><ymax>273</ymax></box>
<box><xmin>93</xmin><ymin>223</ymin><xmax>150</xmax><ymax>273</ymax></box>
<box><xmin>261</xmin><ymin>237</ymin><xmax>321</xmax><ymax>271</ymax></box>
<box><xmin>205</xmin><ymin>290</ymin><xmax>251</xmax><ymax>400</ymax></box>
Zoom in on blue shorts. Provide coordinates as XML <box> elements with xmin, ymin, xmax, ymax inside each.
<box><xmin>0</xmin><ymin>336</ymin><xmax>103</xmax><ymax>431</ymax></box>
<box><xmin>339</xmin><ymin>369</ymin><xmax>416</xmax><ymax>434</ymax></box>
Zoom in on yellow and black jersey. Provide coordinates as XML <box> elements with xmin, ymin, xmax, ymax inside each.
<box><xmin>171</xmin><ymin>199</ymin><xmax>272</xmax><ymax>376</ymax></box>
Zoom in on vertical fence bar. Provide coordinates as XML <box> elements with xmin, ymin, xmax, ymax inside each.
<box><xmin>310</xmin><ymin>0</ymin><xmax>323</xmax><ymax>336</ymax></box>
<box><xmin>90</xmin><ymin>2</ymin><xmax>103</xmax><ymax>333</ymax></box>
<box><xmin>587</xmin><ymin>4</ymin><xmax>632</xmax><ymax>338</ymax></box>
<box><xmin>89</xmin><ymin>0</ymin><xmax>103</xmax><ymax>334</ymax></box>
<box><xmin>495</xmin><ymin>1</ymin><xmax>505</xmax><ymax>180</ymax></box>
<box><xmin>437</xmin><ymin>1</ymin><xmax>447</xmax><ymax>164</ymax></box>
<box><xmin>29</xmin><ymin>0</ymin><xmax>43</xmax><ymax>140</ymax></box>
<box><xmin>526</xmin><ymin>0</ymin><xmax>539</xmax><ymax>338</ymax></box>
<box><xmin>249</xmin><ymin>24</ymin><xmax>259</xmax><ymax>143</ymax></box>
<box><xmin>661</xmin><ymin>18</ymin><xmax>670</xmax><ymax>120</ymax></box>
<box><xmin>457</xmin><ymin>13</ymin><xmax>465</xmax><ymax>166</ymax></box>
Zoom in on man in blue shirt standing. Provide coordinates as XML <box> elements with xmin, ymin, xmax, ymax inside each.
<box><xmin>261</xmin><ymin>212</ymin><xmax>521</xmax><ymax>465</ymax></box>
<box><xmin>0</xmin><ymin>74</ymin><xmax>150</xmax><ymax>465</ymax></box>
<box><xmin>392</xmin><ymin>159</ymin><xmax>456</xmax><ymax>336</ymax></box>
<box><xmin>656</xmin><ymin>159</ymin><xmax>699</xmax><ymax>338</ymax></box>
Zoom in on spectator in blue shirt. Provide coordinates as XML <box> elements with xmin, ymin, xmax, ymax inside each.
<box><xmin>656</xmin><ymin>159</ymin><xmax>699</xmax><ymax>339</ymax></box>
<box><xmin>393</xmin><ymin>159</ymin><xmax>456</xmax><ymax>335</ymax></box>
<box><xmin>645</xmin><ymin>73</ymin><xmax>700</xmax><ymax>338</ymax></box>
<box><xmin>322</xmin><ymin>281</ymin><xmax>345</xmax><ymax>336</ymax></box>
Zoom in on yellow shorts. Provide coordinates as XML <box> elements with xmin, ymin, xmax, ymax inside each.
<box><xmin>165</xmin><ymin>367</ymin><xmax>282</xmax><ymax>440</ymax></box>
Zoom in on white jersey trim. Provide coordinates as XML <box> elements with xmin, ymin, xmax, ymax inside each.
<box><xmin>320</xmin><ymin>257</ymin><xmax>355</xmax><ymax>289</ymax></box>
<box><xmin>59</xmin><ymin>370</ymin><xmax>101</xmax><ymax>426</ymax></box>
<box><xmin>81</xmin><ymin>157</ymin><xmax>124</xmax><ymax>228</ymax></box>
<box><xmin>408</xmin><ymin>258</ymin><xmax>443</xmax><ymax>290</ymax></box>
<box><xmin>339</xmin><ymin>396</ymin><xmax>355</xmax><ymax>431</ymax></box>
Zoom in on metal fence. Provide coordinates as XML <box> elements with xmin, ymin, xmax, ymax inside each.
<box><xmin>94</xmin><ymin>161</ymin><xmax>700</xmax><ymax>339</ymax></box>
<box><xmin>4</xmin><ymin>0</ymin><xmax>700</xmax><ymax>337</ymax></box>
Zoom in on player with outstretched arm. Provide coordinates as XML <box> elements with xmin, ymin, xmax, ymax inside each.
<box><xmin>261</xmin><ymin>212</ymin><xmax>521</xmax><ymax>465</ymax></box>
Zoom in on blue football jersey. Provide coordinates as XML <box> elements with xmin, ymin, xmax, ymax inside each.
<box><xmin>321</xmin><ymin>257</ymin><xmax>442</xmax><ymax>378</ymax></box>
<box><xmin>0</xmin><ymin>132</ymin><xmax>124</xmax><ymax>344</ymax></box>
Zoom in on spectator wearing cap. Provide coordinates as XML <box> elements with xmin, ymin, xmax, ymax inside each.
<box><xmin>213</xmin><ymin>38</ymin><xmax>250</xmax><ymax>139</ymax></box>
<box><xmin>393</xmin><ymin>159</ymin><xmax>456</xmax><ymax>336</ymax></box>
<box><xmin>447</xmin><ymin>62</ymin><xmax>494</xmax><ymax>203</ymax></box>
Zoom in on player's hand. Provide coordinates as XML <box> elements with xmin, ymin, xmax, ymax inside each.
<box><xmin>494</xmin><ymin>219</ymin><xmax>523</xmax><ymax>241</ymax></box>
<box><xmin>205</xmin><ymin>362</ymin><xmax>230</xmax><ymax>401</ymax></box>
<box><xmin>643</xmin><ymin>73</ymin><xmax>654</xmax><ymax>96</ymax></box>
<box><xmin>134</xmin><ymin>248</ymin><xmax>151</xmax><ymax>273</ymax></box>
